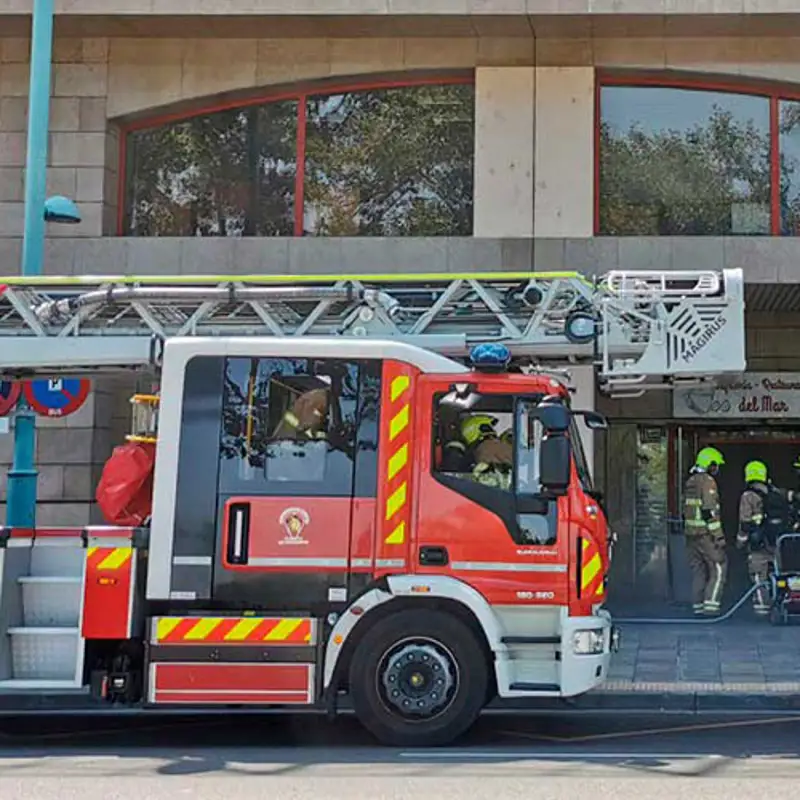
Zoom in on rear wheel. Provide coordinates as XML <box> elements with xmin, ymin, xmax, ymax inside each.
<box><xmin>348</xmin><ymin>608</ymin><xmax>489</xmax><ymax>747</ymax></box>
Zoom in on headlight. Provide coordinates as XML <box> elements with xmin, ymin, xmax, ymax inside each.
<box><xmin>572</xmin><ymin>628</ymin><xmax>605</xmax><ymax>655</ymax></box>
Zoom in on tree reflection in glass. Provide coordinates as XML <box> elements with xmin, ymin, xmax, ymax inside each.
<box><xmin>599</xmin><ymin>86</ymin><xmax>771</xmax><ymax>236</ymax></box>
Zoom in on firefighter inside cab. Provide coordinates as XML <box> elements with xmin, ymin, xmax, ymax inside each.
<box><xmin>737</xmin><ymin>460</ymin><xmax>794</xmax><ymax>616</ymax></box>
<box><xmin>440</xmin><ymin>413</ymin><xmax>513</xmax><ymax>490</ymax></box>
<box><xmin>683</xmin><ymin>447</ymin><xmax>727</xmax><ymax>617</ymax></box>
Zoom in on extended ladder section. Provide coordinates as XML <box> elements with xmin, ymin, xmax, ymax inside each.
<box><xmin>0</xmin><ymin>269</ymin><xmax>745</xmax><ymax>393</ymax></box>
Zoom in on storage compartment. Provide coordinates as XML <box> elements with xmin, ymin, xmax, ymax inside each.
<box><xmin>150</xmin><ymin>662</ymin><xmax>315</xmax><ymax>705</ymax></box>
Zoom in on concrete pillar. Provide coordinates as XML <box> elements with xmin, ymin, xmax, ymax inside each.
<box><xmin>534</xmin><ymin>67</ymin><xmax>595</xmax><ymax>238</ymax></box>
<box><xmin>473</xmin><ymin>66</ymin><xmax>535</xmax><ymax>238</ymax></box>
<box><xmin>570</xmin><ymin>365</ymin><xmax>596</xmax><ymax>478</ymax></box>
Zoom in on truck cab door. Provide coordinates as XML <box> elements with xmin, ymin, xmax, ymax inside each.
<box><xmin>412</xmin><ymin>380</ymin><xmax>567</xmax><ymax>606</ymax></box>
<box><xmin>212</xmin><ymin>356</ymin><xmax>381</xmax><ymax>610</ymax></box>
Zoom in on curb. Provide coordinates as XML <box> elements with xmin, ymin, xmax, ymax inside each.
<box><xmin>490</xmin><ymin>689</ymin><xmax>800</xmax><ymax>713</ymax></box>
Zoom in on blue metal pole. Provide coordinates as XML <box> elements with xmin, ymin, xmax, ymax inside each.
<box><xmin>7</xmin><ymin>0</ymin><xmax>55</xmax><ymax>529</ymax></box>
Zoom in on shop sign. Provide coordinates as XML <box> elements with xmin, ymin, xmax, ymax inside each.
<box><xmin>673</xmin><ymin>373</ymin><xmax>800</xmax><ymax>419</ymax></box>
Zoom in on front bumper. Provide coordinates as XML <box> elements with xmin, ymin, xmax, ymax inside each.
<box><xmin>559</xmin><ymin>611</ymin><xmax>615</xmax><ymax>698</ymax></box>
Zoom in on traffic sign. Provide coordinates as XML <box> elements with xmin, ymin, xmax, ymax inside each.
<box><xmin>23</xmin><ymin>378</ymin><xmax>91</xmax><ymax>418</ymax></box>
<box><xmin>0</xmin><ymin>381</ymin><xmax>21</xmax><ymax>416</ymax></box>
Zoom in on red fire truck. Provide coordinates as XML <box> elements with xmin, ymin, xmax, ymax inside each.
<box><xmin>0</xmin><ymin>269</ymin><xmax>744</xmax><ymax>745</ymax></box>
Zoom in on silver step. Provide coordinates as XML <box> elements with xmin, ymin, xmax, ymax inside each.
<box><xmin>18</xmin><ymin>576</ymin><xmax>82</xmax><ymax>627</ymax></box>
<box><xmin>0</xmin><ymin>679</ymin><xmax>88</xmax><ymax>692</ymax></box>
<box><xmin>7</xmin><ymin>627</ymin><xmax>82</xmax><ymax>683</ymax></box>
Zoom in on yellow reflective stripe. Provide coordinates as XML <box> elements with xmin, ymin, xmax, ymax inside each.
<box><xmin>86</xmin><ymin>546</ymin><xmax>98</xmax><ymax>559</ymax></box>
<box><xmin>582</xmin><ymin>553</ymin><xmax>602</xmax><ymax>589</ymax></box>
<box><xmin>391</xmin><ymin>375</ymin><xmax>410</xmax><ymax>401</ymax></box>
<box><xmin>0</xmin><ymin>271</ymin><xmax>584</xmax><ymax>286</ymax></box>
<box><xmin>685</xmin><ymin>498</ymin><xmax>702</xmax><ymax>506</ymax></box>
<box><xmin>97</xmin><ymin>547</ymin><xmax>132</xmax><ymax>570</ymax></box>
<box><xmin>264</xmin><ymin>618</ymin><xmax>302</xmax><ymax>641</ymax></box>
<box><xmin>184</xmin><ymin>618</ymin><xmax>223</xmax><ymax>641</ymax></box>
<box><xmin>389</xmin><ymin>405</ymin><xmax>409</xmax><ymax>441</ymax></box>
<box><xmin>224</xmin><ymin>618</ymin><xmax>263</xmax><ymax>642</ymax></box>
<box><xmin>707</xmin><ymin>521</ymin><xmax>722</xmax><ymax>531</ymax></box>
<box><xmin>284</xmin><ymin>412</ymin><xmax>300</xmax><ymax>427</ymax></box>
<box><xmin>156</xmin><ymin>618</ymin><xmax>182</xmax><ymax>641</ymax></box>
<box><xmin>386</xmin><ymin>482</ymin><xmax>407</xmax><ymax>520</ymax></box>
<box><xmin>385</xmin><ymin>522</ymin><xmax>405</xmax><ymax>545</ymax></box>
<box><xmin>387</xmin><ymin>443</ymin><xmax>409</xmax><ymax>481</ymax></box>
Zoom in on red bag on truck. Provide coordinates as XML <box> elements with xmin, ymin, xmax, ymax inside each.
<box><xmin>96</xmin><ymin>441</ymin><xmax>156</xmax><ymax>526</ymax></box>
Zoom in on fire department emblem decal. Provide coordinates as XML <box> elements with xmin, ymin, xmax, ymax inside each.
<box><xmin>278</xmin><ymin>507</ymin><xmax>310</xmax><ymax>546</ymax></box>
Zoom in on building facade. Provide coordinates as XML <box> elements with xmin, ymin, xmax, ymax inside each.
<box><xmin>3</xmin><ymin>2</ymin><xmax>800</xmax><ymax>612</ymax></box>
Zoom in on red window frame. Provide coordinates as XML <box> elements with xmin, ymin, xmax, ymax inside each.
<box><xmin>595</xmin><ymin>70</ymin><xmax>800</xmax><ymax>237</ymax></box>
<box><xmin>117</xmin><ymin>72</ymin><xmax>475</xmax><ymax>237</ymax></box>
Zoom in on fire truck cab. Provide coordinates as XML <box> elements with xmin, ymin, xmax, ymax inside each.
<box><xmin>141</xmin><ymin>336</ymin><xmax>612</xmax><ymax>745</ymax></box>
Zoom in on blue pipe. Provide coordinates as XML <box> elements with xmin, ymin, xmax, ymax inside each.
<box><xmin>7</xmin><ymin>0</ymin><xmax>55</xmax><ymax>529</ymax></box>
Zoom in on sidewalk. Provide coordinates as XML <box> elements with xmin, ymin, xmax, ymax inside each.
<box><xmin>586</xmin><ymin>620</ymin><xmax>800</xmax><ymax>711</ymax></box>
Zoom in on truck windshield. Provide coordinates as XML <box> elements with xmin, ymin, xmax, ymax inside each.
<box><xmin>570</xmin><ymin>417</ymin><xmax>594</xmax><ymax>493</ymax></box>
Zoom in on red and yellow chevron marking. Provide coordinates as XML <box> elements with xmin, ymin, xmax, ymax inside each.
<box><xmin>86</xmin><ymin>546</ymin><xmax>133</xmax><ymax>571</ymax></box>
<box><xmin>580</xmin><ymin>538</ymin><xmax>605</xmax><ymax>598</ymax></box>
<box><xmin>155</xmin><ymin>616</ymin><xmax>314</xmax><ymax>645</ymax></box>
<box><xmin>381</xmin><ymin>362</ymin><xmax>413</xmax><ymax>547</ymax></box>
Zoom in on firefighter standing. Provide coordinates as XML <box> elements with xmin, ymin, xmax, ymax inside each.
<box><xmin>683</xmin><ymin>446</ymin><xmax>727</xmax><ymax>617</ymax></box>
<box><xmin>736</xmin><ymin>460</ymin><xmax>778</xmax><ymax>616</ymax></box>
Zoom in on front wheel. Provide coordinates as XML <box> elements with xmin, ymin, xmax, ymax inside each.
<box><xmin>348</xmin><ymin>608</ymin><xmax>489</xmax><ymax>747</ymax></box>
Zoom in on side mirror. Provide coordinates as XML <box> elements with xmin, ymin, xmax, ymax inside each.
<box><xmin>575</xmin><ymin>410</ymin><xmax>608</xmax><ymax>431</ymax></box>
<box><xmin>530</xmin><ymin>397</ymin><xmax>570</xmax><ymax>434</ymax></box>
<box><xmin>539</xmin><ymin>432</ymin><xmax>571</xmax><ymax>496</ymax></box>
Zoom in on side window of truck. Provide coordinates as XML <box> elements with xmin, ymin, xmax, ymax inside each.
<box><xmin>431</xmin><ymin>394</ymin><xmax>515</xmax><ymax>491</ymax></box>
<box><xmin>218</xmin><ymin>356</ymin><xmax>359</xmax><ymax>497</ymax></box>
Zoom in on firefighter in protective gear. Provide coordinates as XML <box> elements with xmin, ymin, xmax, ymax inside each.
<box><xmin>736</xmin><ymin>460</ymin><xmax>775</xmax><ymax>616</ymax></box>
<box><xmin>272</xmin><ymin>387</ymin><xmax>329</xmax><ymax>441</ymax></box>
<box><xmin>788</xmin><ymin>455</ymin><xmax>800</xmax><ymax>530</ymax></box>
<box><xmin>683</xmin><ymin>446</ymin><xmax>727</xmax><ymax>617</ymax></box>
<box><xmin>461</xmin><ymin>414</ymin><xmax>513</xmax><ymax>490</ymax></box>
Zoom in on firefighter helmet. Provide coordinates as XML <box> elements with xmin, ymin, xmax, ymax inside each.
<box><xmin>744</xmin><ymin>460</ymin><xmax>768</xmax><ymax>484</ymax></box>
<box><xmin>695</xmin><ymin>446</ymin><xmax>725</xmax><ymax>469</ymax></box>
<box><xmin>461</xmin><ymin>414</ymin><xmax>498</xmax><ymax>446</ymax></box>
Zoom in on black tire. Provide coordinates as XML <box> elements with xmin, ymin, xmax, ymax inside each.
<box><xmin>348</xmin><ymin>608</ymin><xmax>489</xmax><ymax>747</ymax></box>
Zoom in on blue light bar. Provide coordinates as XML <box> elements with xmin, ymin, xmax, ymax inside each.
<box><xmin>469</xmin><ymin>343</ymin><xmax>511</xmax><ymax>370</ymax></box>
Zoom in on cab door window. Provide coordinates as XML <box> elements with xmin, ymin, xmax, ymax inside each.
<box><xmin>432</xmin><ymin>394</ymin><xmax>515</xmax><ymax>490</ymax></box>
<box><xmin>218</xmin><ymin>356</ymin><xmax>359</xmax><ymax>497</ymax></box>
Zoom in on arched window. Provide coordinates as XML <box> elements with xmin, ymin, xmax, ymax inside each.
<box><xmin>122</xmin><ymin>77</ymin><xmax>475</xmax><ymax>238</ymax></box>
<box><xmin>597</xmin><ymin>76</ymin><xmax>800</xmax><ymax>236</ymax></box>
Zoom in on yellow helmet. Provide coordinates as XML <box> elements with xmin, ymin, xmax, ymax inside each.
<box><xmin>696</xmin><ymin>446</ymin><xmax>725</xmax><ymax>470</ymax></box>
<box><xmin>744</xmin><ymin>460</ymin><xmax>768</xmax><ymax>484</ymax></box>
<box><xmin>461</xmin><ymin>414</ymin><xmax>497</xmax><ymax>446</ymax></box>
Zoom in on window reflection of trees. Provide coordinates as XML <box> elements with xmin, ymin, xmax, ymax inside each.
<box><xmin>599</xmin><ymin>87</ymin><xmax>771</xmax><ymax>236</ymax></box>
<box><xmin>126</xmin><ymin>102</ymin><xmax>297</xmax><ymax>237</ymax></box>
<box><xmin>780</xmin><ymin>101</ymin><xmax>800</xmax><ymax>235</ymax></box>
<box><xmin>304</xmin><ymin>84</ymin><xmax>474</xmax><ymax>236</ymax></box>
<box><xmin>124</xmin><ymin>81</ymin><xmax>474</xmax><ymax>238</ymax></box>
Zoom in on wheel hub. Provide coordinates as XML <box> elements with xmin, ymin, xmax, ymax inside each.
<box><xmin>380</xmin><ymin>640</ymin><xmax>456</xmax><ymax>718</ymax></box>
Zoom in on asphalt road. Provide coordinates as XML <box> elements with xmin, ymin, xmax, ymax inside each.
<box><xmin>0</xmin><ymin>710</ymin><xmax>799</xmax><ymax>798</ymax></box>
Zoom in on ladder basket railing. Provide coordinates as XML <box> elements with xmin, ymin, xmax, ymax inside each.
<box><xmin>127</xmin><ymin>393</ymin><xmax>159</xmax><ymax>444</ymax></box>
